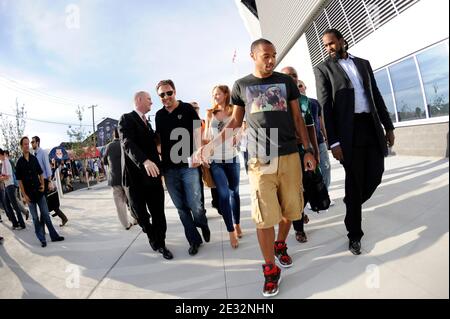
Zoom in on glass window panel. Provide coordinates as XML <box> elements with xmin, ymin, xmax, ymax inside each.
<box><xmin>389</xmin><ymin>57</ymin><xmax>426</xmax><ymax>122</ymax></box>
<box><xmin>374</xmin><ymin>69</ymin><xmax>397</xmax><ymax>123</ymax></box>
<box><xmin>416</xmin><ymin>42</ymin><xmax>449</xmax><ymax>118</ymax></box>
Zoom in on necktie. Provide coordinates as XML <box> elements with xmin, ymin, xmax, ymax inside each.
<box><xmin>141</xmin><ymin>114</ymin><xmax>148</xmax><ymax>127</ymax></box>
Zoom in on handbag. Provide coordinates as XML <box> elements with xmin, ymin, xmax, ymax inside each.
<box><xmin>46</xmin><ymin>190</ymin><xmax>60</xmax><ymax>212</ymax></box>
<box><xmin>299</xmin><ymin>149</ymin><xmax>330</xmax><ymax>212</ymax></box>
<box><xmin>200</xmin><ymin>165</ymin><xmax>215</xmax><ymax>188</ymax></box>
<box><xmin>302</xmin><ymin>168</ymin><xmax>330</xmax><ymax>212</ymax></box>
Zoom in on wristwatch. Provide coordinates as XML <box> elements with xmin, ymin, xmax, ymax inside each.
<box><xmin>304</xmin><ymin>147</ymin><xmax>314</xmax><ymax>155</ymax></box>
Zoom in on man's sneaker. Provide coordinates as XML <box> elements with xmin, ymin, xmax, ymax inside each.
<box><xmin>274</xmin><ymin>241</ymin><xmax>293</xmax><ymax>268</ymax></box>
<box><xmin>262</xmin><ymin>263</ymin><xmax>281</xmax><ymax>298</ymax></box>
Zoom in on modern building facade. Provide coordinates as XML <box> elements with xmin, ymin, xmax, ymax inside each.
<box><xmin>236</xmin><ymin>0</ymin><xmax>449</xmax><ymax>157</ymax></box>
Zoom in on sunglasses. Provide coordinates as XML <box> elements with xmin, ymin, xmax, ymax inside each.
<box><xmin>159</xmin><ymin>91</ymin><xmax>174</xmax><ymax>98</ymax></box>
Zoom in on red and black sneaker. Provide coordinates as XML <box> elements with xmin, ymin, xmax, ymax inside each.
<box><xmin>262</xmin><ymin>263</ymin><xmax>281</xmax><ymax>297</ymax></box>
<box><xmin>274</xmin><ymin>241</ymin><xmax>293</xmax><ymax>268</ymax></box>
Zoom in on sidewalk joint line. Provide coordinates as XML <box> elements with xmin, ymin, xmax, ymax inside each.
<box><xmin>86</xmin><ymin>230</ymin><xmax>143</xmax><ymax>299</ymax></box>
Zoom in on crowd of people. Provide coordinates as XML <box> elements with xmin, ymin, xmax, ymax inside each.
<box><xmin>1</xmin><ymin>28</ymin><xmax>395</xmax><ymax>298</ymax></box>
<box><xmin>0</xmin><ymin>136</ymin><xmax>67</xmax><ymax>248</ymax></box>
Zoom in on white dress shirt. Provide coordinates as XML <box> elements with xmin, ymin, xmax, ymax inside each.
<box><xmin>338</xmin><ymin>54</ymin><xmax>371</xmax><ymax>114</ymax></box>
<box><xmin>1</xmin><ymin>159</ymin><xmax>14</xmax><ymax>187</ymax></box>
<box><xmin>331</xmin><ymin>54</ymin><xmax>372</xmax><ymax>149</ymax></box>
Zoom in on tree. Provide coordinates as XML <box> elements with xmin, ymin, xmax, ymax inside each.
<box><xmin>0</xmin><ymin>98</ymin><xmax>27</xmax><ymax>160</ymax></box>
<box><xmin>66</xmin><ymin>105</ymin><xmax>88</xmax><ymax>159</ymax></box>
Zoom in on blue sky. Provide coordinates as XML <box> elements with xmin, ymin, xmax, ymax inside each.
<box><xmin>0</xmin><ymin>0</ymin><xmax>255</xmax><ymax>149</ymax></box>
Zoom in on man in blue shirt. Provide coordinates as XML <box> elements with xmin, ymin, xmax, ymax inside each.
<box><xmin>32</xmin><ymin>136</ymin><xmax>68</xmax><ymax>227</ymax></box>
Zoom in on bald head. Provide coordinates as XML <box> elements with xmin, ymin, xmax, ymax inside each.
<box><xmin>281</xmin><ymin>66</ymin><xmax>298</xmax><ymax>81</ymax></box>
<box><xmin>134</xmin><ymin>91</ymin><xmax>152</xmax><ymax>114</ymax></box>
<box><xmin>298</xmin><ymin>80</ymin><xmax>307</xmax><ymax>94</ymax></box>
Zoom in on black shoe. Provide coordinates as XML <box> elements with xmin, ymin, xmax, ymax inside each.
<box><xmin>25</xmin><ymin>210</ymin><xmax>30</xmax><ymax>220</ymax></box>
<box><xmin>201</xmin><ymin>226</ymin><xmax>210</xmax><ymax>243</ymax></box>
<box><xmin>149</xmin><ymin>240</ymin><xmax>158</xmax><ymax>251</ymax></box>
<box><xmin>19</xmin><ymin>225</ymin><xmax>26</xmax><ymax>230</ymax></box>
<box><xmin>303</xmin><ymin>214</ymin><xmax>310</xmax><ymax>224</ymax></box>
<box><xmin>41</xmin><ymin>242</ymin><xmax>47</xmax><ymax>247</ymax></box>
<box><xmin>349</xmin><ymin>240</ymin><xmax>361</xmax><ymax>255</ymax></box>
<box><xmin>295</xmin><ymin>231</ymin><xmax>307</xmax><ymax>243</ymax></box>
<box><xmin>188</xmin><ymin>243</ymin><xmax>200</xmax><ymax>256</ymax></box>
<box><xmin>52</xmin><ymin>236</ymin><xmax>65</xmax><ymax>242</ymax></box>
<box><xmin>60</xmin><ymin>218</ymin><xmax>68</xmax><ymax>227</ymax></box>
<box><xmin>158</xmin><ymin>247</ymin><xmax>174</xmax><ymax>260</ymax></box>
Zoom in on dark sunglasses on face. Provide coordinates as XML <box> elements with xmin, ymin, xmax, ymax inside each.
<box><xmin>159</xmin><ymin>91</ymin><xmax>174</xmax><ymax>98</ymax></box>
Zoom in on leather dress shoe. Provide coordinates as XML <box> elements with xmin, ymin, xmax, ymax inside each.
<box><xmin>158</xmin><ymin>247</ymin><xmax>174</xmax><ymax>260</ymax></box>
<box><xmin>52</xmin><ymin>236</ymin><xmax>65</xmax><ymax>242</ymax></box>
<box><xmin>349</xmin><ymin>240</ymin><xmax>361</xmax><ymax>255</ymax></box>
<box><xmin>149</xmin><ymin>240</ymin><xmax>158</xmax><ymax>251</ymax></box>
<box><xmin>188</xmin><ymin>243</ymin><xmax>200</xmax><ymax>256</ymax></box>
<box><xmin>201</xmin><ymin>226</ymin><xmax>211</xmax><ymax>243</ymax></box>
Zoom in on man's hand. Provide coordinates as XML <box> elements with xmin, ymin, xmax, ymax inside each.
<box><xmin>386</xmin><ymin>130</ymin><xmax>395</xmax><ymax>147</ymax></box>
<box><xmin>143</xmin><ymin>160</ymin><xmax>160</xmax><ymax>178</ymax></box>
<box><xmin>303</xmin><ymin>152</ymin><xmax>317</xmax><ymax>171</ymax></box>
<box><xmin>331</xmin><ymin>145</ymin><xmax>344</xmax><ymax>162</ymax></box>
<box><xmin>23</xmin><ymin>194</ymin><xmax>31</xmax><ymax>205</ymax></box>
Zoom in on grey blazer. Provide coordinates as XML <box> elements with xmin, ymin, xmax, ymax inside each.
<box><xmin>103</xmin><ymin>139</ymin><xmax>122</xmax><ymax>187</ymax></box>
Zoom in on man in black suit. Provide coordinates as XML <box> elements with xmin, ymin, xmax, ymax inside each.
<box><xmin>314</xmin><ymin>29</ymin><xmax>395</xmax><ymax>255</ymax></box>
<box><xmin>118</xmin><ymin>91</ymin><xmax>173</xmax><ymax>260</ymax></box>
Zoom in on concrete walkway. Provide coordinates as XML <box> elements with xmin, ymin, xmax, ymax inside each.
<box><xmin>0</xmin><ymin>155</ymin><xmax>448</xmax><ymax>299</ymax></box>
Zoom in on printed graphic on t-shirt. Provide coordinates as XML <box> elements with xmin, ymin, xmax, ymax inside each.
<box><xmin>246</xmin><ymin>84</ymin><xmax>288</xmax><ymax>114</ymax></box>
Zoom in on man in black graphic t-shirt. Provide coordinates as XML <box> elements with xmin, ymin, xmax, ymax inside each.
<box><xmin>195</xmin><ymin>39</ymin><xmax>316</xmax><ymax>298</ymax></box>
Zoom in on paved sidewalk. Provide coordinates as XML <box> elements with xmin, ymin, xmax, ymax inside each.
<box><xmin>0</xmin><ymin>155</ymin><xmax>448</xmax><ymax>299</ymax></box>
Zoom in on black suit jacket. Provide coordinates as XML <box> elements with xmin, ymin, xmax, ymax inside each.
<box><xmin>314</xmin><ymin>56</ymin><xmax>394</xmax><ymax>165</ymax></box>
<box><xmin>118</xmin><ymin>111</ymin><xmax>161</xmax><ymax>188</ymax></box>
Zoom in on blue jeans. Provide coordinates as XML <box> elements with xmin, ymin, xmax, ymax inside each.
<box><xmin>164</xmin><ymin>167</ymin><xmax>208</xmax><ymax>245</ymax></box>
<box><xmin>28</xmin><ymin>194</ymin><xmax>60</xmax><ymax>243</ymax></box>
<box><xmin>210</xmin><ymin>157</ymin><xmax>241</xmax><ymax>232</ymax></box>
<box><xmin>319</xmin><ymin>142</ymin><xmax>331</xmax><ymax>190</ymax></box>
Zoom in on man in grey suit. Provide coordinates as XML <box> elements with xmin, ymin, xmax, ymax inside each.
<box><xmin>314</xmin><ymin>29</ymin><xmax>395</xmax><ymax>255</ymax></box>
<box><xmin>103</xmin><ymin>128</ymin><xmax>137</xmax><ymax>230</ymax></box>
